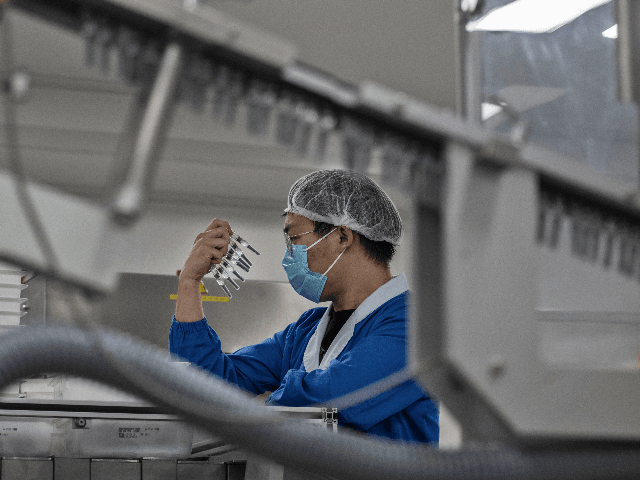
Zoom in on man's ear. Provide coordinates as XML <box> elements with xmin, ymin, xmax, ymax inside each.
<box><xmin>338</xmin><ymin>226</ymin><xmax>354</xmax><ymax>247</ymax></box>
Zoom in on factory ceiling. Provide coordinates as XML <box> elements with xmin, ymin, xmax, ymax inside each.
<box><xmin>0</xmin><ymin>1</ymin><xmax>455</xmax><ymax>212</ymax></box>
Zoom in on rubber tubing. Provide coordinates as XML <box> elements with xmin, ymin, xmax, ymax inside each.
<box><xmin>0</xmin><ymin>325</ymin><xmax>638</xmax><ymax>480</ymax></box>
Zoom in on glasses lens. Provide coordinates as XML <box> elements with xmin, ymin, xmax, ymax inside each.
<box><xmin>285</xmin><ymin>233</ymin><xmax>292</xmax><ymax>254</ymax></box>
<box><xmin>285</xmin><ymin>230</ymin><xmax>315</xmax><ymax>254</ymax></box>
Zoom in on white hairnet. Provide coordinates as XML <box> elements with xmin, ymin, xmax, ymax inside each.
<box><xmin>284</xmin><ymin>169</ymin><xmax>403</xmax><ymax>245</ymax></box>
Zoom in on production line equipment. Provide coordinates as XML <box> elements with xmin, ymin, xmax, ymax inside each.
<box><xmin>1</xmin><ymin>0</ymin><xmax>640</xmax><ymax>479</ymax></box>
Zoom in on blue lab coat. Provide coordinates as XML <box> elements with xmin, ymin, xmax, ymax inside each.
<box><xmin>169</xmin><ymin>275</ymin><xmax>439</xmax><ymax>444</ymax></box>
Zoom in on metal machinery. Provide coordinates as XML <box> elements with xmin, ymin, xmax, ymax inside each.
<box><xmin>1</xmin><ymin>0</ymin><xmax>640</xmax><ymax>479</ymax></box>
<box><xmin>422</xmin><ymin>0</ymin><xmax>640</xmax><ymax>445</ymax></box>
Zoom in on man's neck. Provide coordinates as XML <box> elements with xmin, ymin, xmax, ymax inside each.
<box><xmin>332</xmin><ymin>266</ymin><xmax>392</xmax><ymax>311</ymax></box>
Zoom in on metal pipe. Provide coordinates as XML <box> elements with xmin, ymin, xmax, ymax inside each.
<box><xmin>105</xmin><ymin>82</ymin><xmax>153</xmax><ymax>200</ymax></box>
<box><xmin>615</xmin><ymin>0</ymin><xmax>633</xmax><ymax>104</ymax></box>
<box><xmin>454</xmin><ymin>0</ymin><xmax>483</xmax><ymax>123</ymax></box>
<box><xmin>615</xmin><ymin>0</ymin><xmax>640</xmax><ymax>191</ymax></box>
<box><xmin>110</xmin><ymin>41</ymin><xmax>184</xmax><ymax>225</ymax></box>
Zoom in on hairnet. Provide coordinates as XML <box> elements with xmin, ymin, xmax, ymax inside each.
<box><xmin>284</xmin><ymin>169</ymin><xmax>403</xmax><ymax>245</ymax></box>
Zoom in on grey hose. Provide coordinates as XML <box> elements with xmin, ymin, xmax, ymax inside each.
<box><xmin>0</xmin><ymin>325</ymin><xmax>638</xmax><ymax>480</ymax></box>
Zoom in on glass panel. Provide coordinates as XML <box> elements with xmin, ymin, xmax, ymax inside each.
<box><xmin>477</xmin><ymin>0</ymin><xmax>638</xmax><ymax>184</ymax></box>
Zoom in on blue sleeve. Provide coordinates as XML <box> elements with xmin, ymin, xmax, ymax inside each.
<box><xmin>265</xmin><ymin>313</ymin><xmax>427</xmax><ymax>432</ymax></box>
<box><xmin>169</xmin><ymin>316</ymin><xmax>287</xmax><ymax>395</ymax></box>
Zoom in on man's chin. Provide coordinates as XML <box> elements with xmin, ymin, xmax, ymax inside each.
<box><xmin>319</xmin><ymin>292</ymin><xmax>337</xmax><ymax>304</ymax></box>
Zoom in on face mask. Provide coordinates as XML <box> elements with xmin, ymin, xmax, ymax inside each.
<box><xmin>282</xmin><ymin>228</ymin><xmax>346</xmax><ymax>303</ymax></box>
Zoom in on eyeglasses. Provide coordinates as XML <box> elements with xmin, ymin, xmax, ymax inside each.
<box><xmin>284</xmin><ymin>230</ymin><xmax>315</xmax><ymax>254</ymax></box>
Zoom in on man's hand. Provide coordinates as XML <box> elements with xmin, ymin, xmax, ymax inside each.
<box><xmin>179</xmin><ymin>219</ymin><xmax>233</xmax><ymax>283</ymax></box>
<box><xmin>175</xmin><ymin>219</ymin><xmax>233</xmax><ymax>323</ymax></box>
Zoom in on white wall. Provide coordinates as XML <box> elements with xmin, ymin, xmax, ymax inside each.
<box><xmin>111</xmin><ymin>187</ymin><xmax>415</xmax><ymax>285</ymax></box>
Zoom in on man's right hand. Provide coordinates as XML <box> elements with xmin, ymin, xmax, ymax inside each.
<box><xmin>179</xmin><ymin>219</ymin><xmax>233</xmax><ymax>284</ymax></box>
<box><xmin>175</xmin><ymin>219</ymin><xmax>233</xmax><ymax>323</ymax></box>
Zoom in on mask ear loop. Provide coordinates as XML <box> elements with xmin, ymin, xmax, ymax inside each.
<box><xmin>304</xmin><ymin>227</ymin><xmax>346</xmax><ymax>276</ymax></box>
<box><xmin>322</xmin><ymin>248</ymin><xmax>346</xmax><ymax>276</ymax></box>
<box><xmin>304</xmin><ymin>228</ymin><xmax>338</xmax><ymax>252</ymax></box>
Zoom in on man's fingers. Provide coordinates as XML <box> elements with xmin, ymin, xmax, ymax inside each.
<box><xmin>194</xmin><ymin>225</ymin><xmax>231</xmax><ymax>245</ymax></box>
<box><xmin>191</xmin><ymin>237</ymin><xmax>229</xmax><ymax>268</ymax></box>
<box><xmin>196</xmin><ymin>236</ymin><xmax>229</xmax><ymax>254</ymax></box>
<box><xmin>181</xmin><ymin>220</ymin><xmax>234</xmax><ymax>282</ymax></box>
<box><xmin>204</xmin><ymin>218</ymin><xmax>233</xmax><ymax>236</ymax></box>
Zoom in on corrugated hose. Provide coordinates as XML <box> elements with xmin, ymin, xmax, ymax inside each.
<box><xmin>0</xmin><ymin>325</ymin><xmax>638</xmax><ymax>480</ymax></box>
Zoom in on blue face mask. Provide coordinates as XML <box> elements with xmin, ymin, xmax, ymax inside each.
<box><xmin>282</xmin><ymin>228</ymin><xmax>346</xmax><ymax>303</ymax></box>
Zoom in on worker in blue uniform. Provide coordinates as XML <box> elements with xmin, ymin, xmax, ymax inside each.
<box><xmin>169</xmin><ymin>169</ymin><xmax>439</xmax><ymax>444</ymax></box>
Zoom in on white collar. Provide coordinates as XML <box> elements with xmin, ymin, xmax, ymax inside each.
<box><xmin>302</xmin><ymin>274</ymin><xmax>409</xmax><ymax>372</ymax></box>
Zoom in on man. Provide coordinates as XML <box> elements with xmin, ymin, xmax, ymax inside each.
<box><xmin>169</xmin><ymin>169</ymin><xmax>438</xmax><ymax>443</ymax></box>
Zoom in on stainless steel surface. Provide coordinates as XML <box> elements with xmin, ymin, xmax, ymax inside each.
<box><xmin>0</xmin><ymin>402</ymin><xmax>193</xmax><ymax>458</ymax></box>
<box><xmin>62</xmin><ymin>418</ymin><xmax>193</xmax><ymax>458</ymax></box>
<box><xmin>176</xmin><ymin>460</ymin><xmax>225</xmax><ymax>480</ymax></box>
<box><xmin>0</xmin><ymin>417</ymin><xmax>54</xmax><ymax>457</ymax></box>
<box><xmin>0</xmin><ymin>408</ymin><xmax>178</xmax><ymax>421</ymax></box>
<box><xmin>54</xmin><ymin>458</ymin><xmax>90</xmax><ymax>480</ymax></box>
<box><xmin>1</xmin><ymin>458</ymin><xmax>53</xmax><ymax>480</ymax></box>
<box><xmin>142</xmin><ymin>458</ymin><xmax>177</xmax><ymax>480</ymax></box>
<box><xmin>91</xmin><ymin>459</ymin><xmax>141</xmax><ymax>480</ymax></box>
